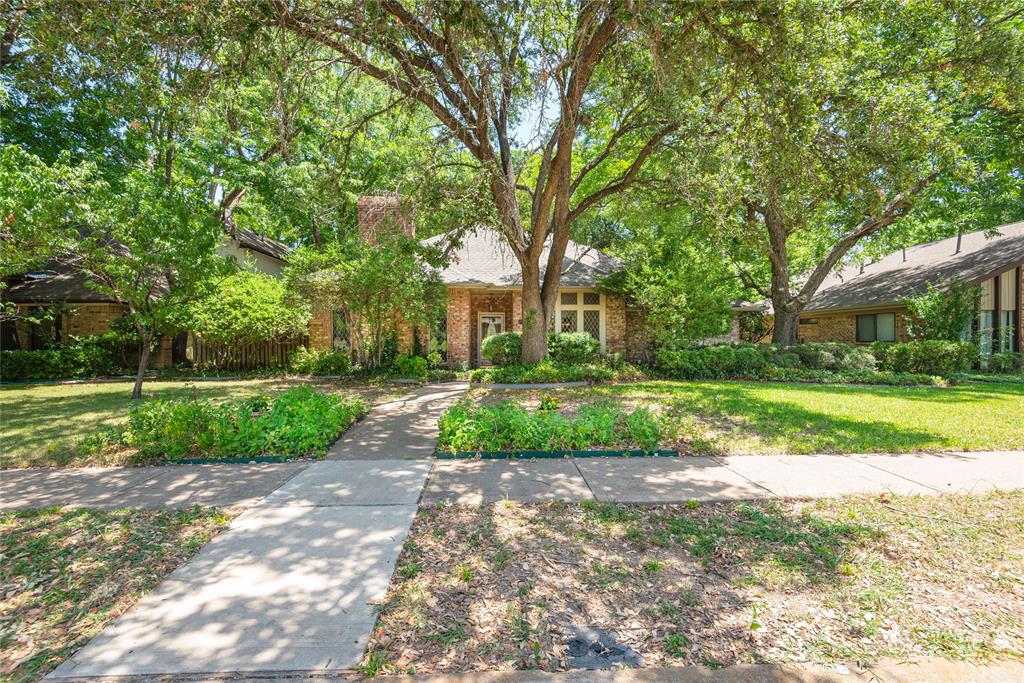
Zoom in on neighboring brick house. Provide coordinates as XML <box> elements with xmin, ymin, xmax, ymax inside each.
<box><xmin>1</xmin><ymin>228</ymin><xmax>293</xmax><ymax>368</ymax></box>
<box><xmin>795</xmin><ymin>221</ymin><xmax>1024</xmax><ymax>355</ymax></box>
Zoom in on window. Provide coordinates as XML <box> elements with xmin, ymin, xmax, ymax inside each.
<box><xmin>429</xmin><ymin>314</ymin><xmax>448</xmax><ymax>361</ymax></box>
<box><xmin>856</xmin><ymin>313</ymin><xmax>896</xmax><ymax>342</ymax></box>
<box><xmin>799</xmin><ymin>318</ymin><xmax>818</xmax><ymax>325</ymax></box>
<box><xmin>332</xmin><ymin>310</ymin><xmax>350</xmax><ymax>353</ymax></box>
<box><xmin>554</xmin><ymin>289</ymin><xmax>604</xmax><ymax>348</ymax></box>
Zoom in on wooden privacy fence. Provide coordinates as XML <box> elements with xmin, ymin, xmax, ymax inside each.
<box><xmin>189</xmin><ymin>335</ymin><xmax>307</xmax><ymax>371</ymax></box>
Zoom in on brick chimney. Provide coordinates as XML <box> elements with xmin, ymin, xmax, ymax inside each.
<box><xmin>356</xmin><ymin>194</ymin><xmax>415</xmax><ymax>243</ymax></box>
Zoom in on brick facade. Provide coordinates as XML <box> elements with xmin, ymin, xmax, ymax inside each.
<box><xmin>446</xmin><ymin>288</ymin><xmax>472</xmax><ymax>368</ymax></box>
<box><xmin>511</xmin><ymin>291</ymin><xmax>523</xmax><ymax>331</ymax></box>
<box><xmin>357</xmin><ymin>194</ymin><xmax>415</xmax><ymax>243</ymax></box>
<box><xmin>605</xmin><ymin>294</ymin><xmax>627</xmax><ymax>355</ymax></box>
<box><xmin>624</xmin><ymin>307</ymin><xmax>649</xmax><ymax>363</ymax></box>
<box><xmin>797</xmin><ymin>307</ymin><xmax>909</xmax><ymax>344</ymax></box>
<box><xmin>308</xmin><ymin>308</ymin><xmax>333</xmax><ymax>352</ymax></box>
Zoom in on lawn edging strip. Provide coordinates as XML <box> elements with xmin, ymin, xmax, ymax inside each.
<box><xmin>483</xmin><ymin>381</ymin><xmax>590</xmax><ymax>389</ymax></box>
<box><xmin>437</xmin><ymin>448</ymin><xmax>679</xmax><ymax>459</ymax></box>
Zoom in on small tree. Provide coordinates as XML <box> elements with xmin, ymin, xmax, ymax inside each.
<box><xmin>903</xmin><ymin>280</ymin><xmax>982</xmax><ymax>342</ymax></box>
<box><xmin>185</xmin><ymin>270</ymin><xmax>311</xmax><ymax>368</ymax></box>
<box><xmin>75</xmin><ymin>172</ymin><xmax>231</xmax><ymax>398</ymax></box>
<box><xmin>287</xmin><ymin>235</ymin><xmax>446</xmax><ymax>369</ymax></box>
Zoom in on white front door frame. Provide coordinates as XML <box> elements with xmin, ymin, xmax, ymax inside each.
<box><xmin>478</xmin><ymin>311</ymin><xmax>506</xmax><ymax>365</ymax></box>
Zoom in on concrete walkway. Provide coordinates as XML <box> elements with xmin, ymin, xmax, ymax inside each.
<box><xmin>327</xmin><ymin>382</ymin><xmax>467</xmax><ymax>460</ymax></box>
<box><xmin>48</xmin><ymin>382</ymin><xmax>468</xmax><ymax>680</ymax></box>
<box><xmin>422</xmin><ymin>450</ymin><xmax>1024</xmax><ymax>504</ymax></box>
<box><xmin>0</xmin><ymin>462</ymin><xmax>309</xmax><ymax>510</ymax></box>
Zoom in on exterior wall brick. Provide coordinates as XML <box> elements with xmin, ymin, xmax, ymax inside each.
<box><xmin>511</xmin><ymin>291</ymin><xmax>523</xmax><ymax>331</ymax></box>
<box><xmin>605</xmin><ymin>294</ymin><xmax>627</xmax><ymax>355</ymax></box>
<box><xmin>624</xmin><ymin>307</ymin><xmax>649</xmax><ymax>363</ymax></box>
<box><xmin>64</xmin><ymin>303</ymin><xmax>125</xmax><ymax>339</ymax></box>
<box><xmin>396</xmin><ymin>319</ymin><xmax>414</xmax><ymax>355</ymax></box>
<box><xmin>797</xmin><ymin>307</ymin><xmax>909</xmax><ymax>344</ymax></box>
<box><xmin>357</xmin><ymin>194</ymin><xmax>414</xmax><ymax>243</ymax></box>
<box><xmin>308</xmin><ymin>308</ymin><xmax>333</xmax><ymax>351</ymax></box>
<box><xmin>469</xmin><ymin>291</ymin><xmax>513</xmax><ymax>368</ymax></box>
<box><xmin>446</xmin><ymin>288</ymin><xmax>471</xmax><ymax>368</ymax></box>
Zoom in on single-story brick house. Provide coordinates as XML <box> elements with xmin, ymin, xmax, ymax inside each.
<box><xmin>1</xmin><ymin>228</ymin><xmax>293</xmax><ymax>366</ymax></box>
<box><xmin>309</xmin><ymin>194</ymin><xmax>751</xmax><ymax>368</ymax></box>
<box><xmin>795</xmin><ymin>221</ymin><xmax>1024</xmax><ymax>354</ymax></box>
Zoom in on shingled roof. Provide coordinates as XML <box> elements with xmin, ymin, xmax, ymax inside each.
<box><xmin>423</xmin><ymin>227</ymin><xmax>620</xmax><ymax>288</ymax></box>
<box><xmin>805</xmin><ymin>221</ymin><xmax>1024</xmax><ymax>312</ymax></box>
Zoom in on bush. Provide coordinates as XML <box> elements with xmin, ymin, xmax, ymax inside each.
<box><xmin>872</xmin><ymin>340</ymin><xmax>978</xmax><ymax>376</ymax></box>
<box><xmin>481</xmin><ymin>332</ymin><xmax>523</xmax><ymax>366</ymax></box>
<box><xmin>989</xmin><ymin>351</ymin><xmax>1023</xmax><ymax>373</ymax></box>
<box><xmin>121</xmin><ymin>386</ymin><xmax>365</xmax><ymax>461</ymax></box>
<box><xmin>764</xmin><ymin>367</ymin><xmax>942</xmax><ymax>386</ymax></box>
<box><xmin>437</xmin><ymin>399</ymin><xmax>661</xmax><ymax>453</ymax></box>
<box><xmin>469</xmin><ymin>360</ymin><xmax>620</xmax><ymax>384</ymax></box>
<box><xmin>547</xmin><ymin>332</ymin><xmax>600</xmax><ymax>364</ymax></box>
<box><xmin>289</xmin><ymin>347</ymin><xmax>352</xmax><ymax>376</ymax></box>
<box><xmin>0</xmin><ymin>333</ymin><xmax>138</xmax><ymax>381</ymax></box>
<box><xmin>392</xmin><ymin>354</ymin><xmax>428</xmax><ymax>378</ymax></box>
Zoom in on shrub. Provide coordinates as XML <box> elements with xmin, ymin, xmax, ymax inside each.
<box><xmin>547</xmin><ymin>332</ymin><xmax>600</xmax><ymax>364</ymax></box>
<box><xmin>989</xmin><ymin>351</ymin><xmax>1023</xmax><ymax>373</ymax></box>
<box><xmin>289</xmin><ymin>347</ymin><xmax>351</xmax><ymax>376</ymax></box>
<box><xmin>121</xmin><ymin>386</ymin><xmax>365</xmax><ymax>461</ymax></box>
<box><xmin>481</xmin><ymin>332</ymin><xmax>523</xmax><ymax>366</ymax></box>
<box><xmin>392</xmin><ymin>354</ymin><xmax>428</xmax><ymax>378</ymax></box>
<box><xmin>469</xmin><ymin>360</ymin><xmax>617</xmax><ymax>384</ymax></box>
<box><xmin>0</xmin><ymin>333</ymin><xmax>138</xmax><ymax>381</ymax></box>
<box><xmin>873</xmin><ymin>340</ymin><xmax>978</xmax><ymax>375</ymax></box>
<box><xmin>437</xmin><ymin>399</ymin><xmax>661</xmax><ymax>453</ymax></box>
<box><xmin>426</xmin><ymin>351</ymin><xmax>444</xmax><ymax>368</ymax></box>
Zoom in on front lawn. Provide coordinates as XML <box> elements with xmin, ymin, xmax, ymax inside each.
<box><xmin>0</xmin><ymin>506</ymin><xmax>231</xmax><ymax>682</ymax></box>
<box><xmin>368</xmin><ymin>491</ymin><xmax>1024</xmax><ymax>674</ymax></box>
<box><xmin>0</xmin><ymin>378</ymin><xmax>403</xmax><ymax>468</ymax></box>
<box><xmin>467</xmin><ymin>380</ymin><xmax>1024</xmax><ymax>455</ymax></box>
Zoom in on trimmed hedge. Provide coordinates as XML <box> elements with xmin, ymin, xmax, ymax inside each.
<box><xmin>872</xmin><ymin>340</ymin><xmax>978</xmax><ymax>376</ymax></box>
<box><xmin>117</xmin><ymin>386</ymin><xmax>365</xmax><ymax>462</ymax></box>
<box><xmin>655</xmin><ymin>341</ymin><xmax>965</xmax><ymax>384</ymax></box>
<box><xmin>481</xmin><ymin>332</ymin><xmax>523</xmax><ymax>366</ymax></box>
<box><xmin>547</xmin><ymin>332</ymin><xmax>601</xmax><ymax>364</ymax></box>
<box><xmin>288</xmin><ymin>347</ymin><xmax>352</xmax><ymax>376</ymax></box>
<box><xmin>0</xmin><ymin>334</ymin><xmax>139</xmax><ymax>381</ymax></box>
<box><xmin>468</xmin><ymin>359</ymin><xmax>646</xmax><ymax>384</ymax></box>
<box><xmin>438</xmin><ymin>399</ymin><xmax>661</xmax><ymax>453</ymax></box>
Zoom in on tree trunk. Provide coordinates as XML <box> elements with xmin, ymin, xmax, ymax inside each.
<box><xmin>132</xmin><ymin>331</ymin><xmax>152</xmax><ymax>399</ymax></box>
<box><xmin>519</xmin><ymin>263</ymin><xmax>547</xmax><ymax>364</ymax></box>
<box><xmin>771</xmin><ymin>303</ymin><xmax>800</xmax><ymax>345</ymax></box>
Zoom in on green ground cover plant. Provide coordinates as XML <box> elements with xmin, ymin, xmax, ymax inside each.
<box><xmin>0</xmin><ymin>378</ymin><xmax>393</xmax><ymax>468</ymax></box>
<box><xmin>437</xmin><ymin>399</ymin><xmax>661</xmax><ymax>453</ymax></box>
<box><xmin>108</xmin><ymin>386</ymin><xmax>365</xmax><ymax>462</ymax></box>
<box><xmin>0</xmin><ymin>333</ymin><xmax>140</xmax><ymax>381</ymax></box>
<box><xmin>0</xmin><ymin>506</ymin><xmax>231</xmax><ymax>682</ymax></box>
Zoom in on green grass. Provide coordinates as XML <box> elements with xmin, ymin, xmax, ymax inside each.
<box><xmin>586</xmin><ymin>380</ymin><xmax>1024</xmax><ymax>454</ymax></box>
<box><xmin>0</xmin><ymin>378</ymin><xmax>397</xmax><ymax>468</ymax></box>
<box><xmin>0</xmin><ymin>506</ymin><xmax>230</xmax><ymax>682</ymax></box>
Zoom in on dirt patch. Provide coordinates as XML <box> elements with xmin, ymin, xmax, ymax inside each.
<box><xmin>366</xmin><ymin>492</ymin><xmax>1024</xmax><ymax>675</ymax></box>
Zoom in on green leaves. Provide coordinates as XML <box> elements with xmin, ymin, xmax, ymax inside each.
<box><xmin>186</xmin><ymin>271</ymin><xmax>311</xmax><ymax>345</ymax></box>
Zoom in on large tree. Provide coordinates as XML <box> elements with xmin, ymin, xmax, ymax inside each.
<box><xmin>664</xmin><ymin>1</ymin><xmax>1023</xmax><ymax>343</ymax></box>
<box><xmin>271</xmin><ymin>0</ymin><xmax>694</xmax><ymax>362</ymax></box>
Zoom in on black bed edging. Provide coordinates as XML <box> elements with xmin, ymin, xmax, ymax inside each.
<box><xmin>437</xmin><ymin>449</ymin><xmax>679</xmax><ymax>460</ymax></box>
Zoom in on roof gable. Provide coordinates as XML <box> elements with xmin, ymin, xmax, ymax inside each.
<box><xmin>423</xmin><ymin>227</ymin><xmax>620</xmax><ymax>288</ymax></box>
<box><xmin>806</xmin><ymin>221</ymin><xmax>1024</xmax><ymax>312</ymax></box>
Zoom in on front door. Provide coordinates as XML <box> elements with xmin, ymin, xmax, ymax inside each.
<box><xmin>478</xmin><ymin>312</ymin><xmax>505</xmax><ymax>365</ymax></box>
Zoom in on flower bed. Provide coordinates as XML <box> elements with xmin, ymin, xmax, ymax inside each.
<box><xmin>83</xmin><ymin>386</ymin><xmax>365</xmax><ymax>463</ymax></box>
<box><xmin>469</xmin><ymin>359</ymin><xmax>645</xmax><ymax>385</ymax></box>
<box><xmin>437</xmin><ymin>398</ymin><xmax>662</xmax><ymax>454</ymax></box>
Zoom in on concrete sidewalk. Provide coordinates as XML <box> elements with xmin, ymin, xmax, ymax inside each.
<box><xmin>0</xmin><ymin>462</ymin><xmax>309</xmax><ymax>510</ymax></box>
<box><xmin>422</xmin><ymin>450</ymin><xmax>1024</xmax><ymax>504</ymax></box>
<box><xmin>48</xmin><ymin>383</ymin><xmax>468</xmax><ymax>680</ymax></box>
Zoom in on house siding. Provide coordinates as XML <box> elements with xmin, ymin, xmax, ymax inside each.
<box><xmin>605</xmin><ymin>295</ymin><xmax>627</xmax><ymax>355</ymax></box>
<box><xmin>446</xmin><ymin>288</ymin><xmax>472</xmax><ymax>368</ymax></box>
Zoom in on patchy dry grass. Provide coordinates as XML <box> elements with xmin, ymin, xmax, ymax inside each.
<box><xmin>467</xmin><ymin>380</ymin><xmax>1024</xmax><ymax>455</ymax></box>
<box><xmin>0</xmin><ymin>506</ymin><xmax>232</xmax><ymax>681</ymax></box>
<box><xmin>0</xmin><ymin>378</ymin><xmax>407</xmax><ymax>469</ymax></box>
<box><xmin>367</xmin><ymin>492</ymin><xmax>1024</xmax><ymax>675</ymax></box>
